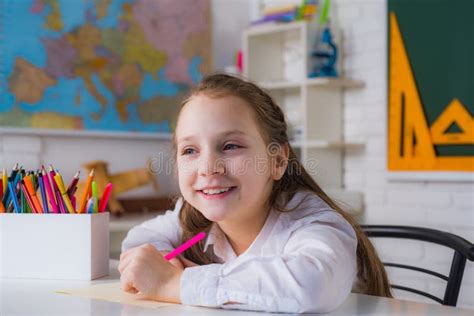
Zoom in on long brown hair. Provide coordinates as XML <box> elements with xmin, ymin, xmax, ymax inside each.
<box><xmin>172</xmin><ymin>73</ymin><xmax>392</xmax><ymax>297</ymax></box>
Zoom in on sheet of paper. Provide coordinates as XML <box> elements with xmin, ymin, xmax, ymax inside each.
<box><xmin>56</xmin><ymin>281</ymin><xmax>176</xmax><ymax>309</ymax></box>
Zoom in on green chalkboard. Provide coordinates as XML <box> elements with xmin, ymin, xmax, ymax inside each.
<box><xmin>388</xmin><ymin>0</ymin><xmax>473</xmax><ymax>157</ymax></box>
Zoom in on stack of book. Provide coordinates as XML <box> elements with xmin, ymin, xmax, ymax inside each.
<box><xmin>252</xmin><ymin>0</ymin><xmax>319</xmax><ymax>25</ymax></box>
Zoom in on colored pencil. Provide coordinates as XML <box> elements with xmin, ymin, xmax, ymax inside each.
<box><xmin>66</xmin><ymin>171</ymin><xmax>80</xmax><ymax>198</ymax></box>
<box><xmin>54</xmin><ymin>173</ymin><xmax>75</xmax><ymax>214</ymax></box>
<box><xmin>0</xmin><ymin>174</ymin><xmax>4</xmax><ymax>212</ymax></box>
<box><xmin>56</xmin><ymin>190</ymin><xmax>66</xmax><ymax>213</ymax></box>
<box><xmin>38</xmin><ymin>174</ymin><xmax>49</xmax><ymax>213</ymax></box>
<box><xmin>23</xmin><ymin>176</ymin><xmax>43</xmax><ymax>213</ymax></box>
<box><xmin>91</xmin><ymin>181</ymin><xmax>99</xmax><ymax>213</ymax></box>
<box><xmin>98</xmin><ymin>183</ymin><xmax>112</xmax><ymax>212</ymax></box>
<box><xmin>0</xmin><ymin>177</ymin><xmax>3</xmax><ymax>202</ymax></box>
<box><xmin>3</xmin><ymin>164</ymin><xmax>19</xmax><ymax>206</ymax></box>
<box><xmin>1</xmin><ymin>168</ymin><xmax>7</xmax><ymax>199</ymax></box>
<box><xmin>8</xmin><ymin>181</ymin><xmax>20</xmax><ymax>213</ymax></box>
<box><xmin>20</xmin><ymin>172</ymin><xmax>26</xmax><ymax>213</ymax></box>
<box><xmin>20</xmin><ymin>181</ymin><xmax>37</xmax><ymax>213</ymax></box>
<box><xmin>0</xmin><ymin>177</ymin><xmax>5</xmax><ymax>212</ymax></box>
<box><xmin>42</xmin><ymin>168</ymin><xmax>59</xmax><ymax>213</ymax></box>
<box><xmin>86</xmin><ymin>197</ymin><xmax>94</xmax><ymax>214</ymax></box>
<box><xmin>78</xmin><ymin>169</ymin><xmax>94</xmax><ymax>214</ymax></box>
<box><xmin>164</xmin><ymin>232</ymin><xmax>207</xmax><ymax>261</ymax></box>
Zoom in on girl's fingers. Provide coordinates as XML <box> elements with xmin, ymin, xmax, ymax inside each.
<box><xmin>118</xmin><ymin>244</ymin><xmax>154</xmax><ymax>273</ymax></box>
<box><xmin>120</xmin><ymin>273</ymin><xmax>138</xmax><ymax>294</ymax></box>
<box><xmin>118</xmin><ymin>253</ymin><xmax>134</xmax><ymax>274</ymax></box>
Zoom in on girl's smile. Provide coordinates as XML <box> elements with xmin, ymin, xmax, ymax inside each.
<box><xmin>197</xmin><ymin>186</ymin><xmax>237</xmax><ymax>199</ymax></box>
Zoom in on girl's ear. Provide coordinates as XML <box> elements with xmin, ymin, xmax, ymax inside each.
<box><xmin>271</xmin><ymin>143</ymin><xmax>289</xmax><ymax>181</ymax></box>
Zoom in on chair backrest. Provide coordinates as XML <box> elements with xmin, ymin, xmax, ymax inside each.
<box><xmin>362</xmin><ymin>225</ymin><xmax>474</xmax><ymax>307</ymax></box>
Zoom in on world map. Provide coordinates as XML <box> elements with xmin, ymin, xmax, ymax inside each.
<box><xmin>0</xmin><ymin>0</ymin><xmax>211</xmax><ymax>133</ymax></box>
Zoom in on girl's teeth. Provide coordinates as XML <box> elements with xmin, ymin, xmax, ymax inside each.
<box><xmin>203</xmin><ymin>187</ymin><xmax>231</xmax><ymax>195</ymax></box>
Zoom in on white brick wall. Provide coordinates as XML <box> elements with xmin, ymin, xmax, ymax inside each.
<box><xmin>334</xmin><ymin>0</ymin><xmax>474</xmax><ymax>309</ymax></box>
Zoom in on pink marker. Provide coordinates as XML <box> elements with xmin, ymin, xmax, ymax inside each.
<box><xmin>164</xmin><ymin>232</ymin><xmax>206</xmax><ymax>261</ymax></box>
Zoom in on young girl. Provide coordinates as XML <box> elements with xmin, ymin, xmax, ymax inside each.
<box><xmin>119</xmin><ymin>74</ymin><xmax>391</xmax><ymax>313</ymax></box>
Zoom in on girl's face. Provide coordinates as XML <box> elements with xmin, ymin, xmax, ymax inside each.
<box><xmin>175</xmin><ymin>94</ymin><xmax>281</xmax><ymax>224</ymax></box>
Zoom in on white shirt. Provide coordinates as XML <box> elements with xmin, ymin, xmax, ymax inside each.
<box><xmin>122</xmin><ymin>191</ymin><xmax>357</xmax><ymax>313</ymax></box>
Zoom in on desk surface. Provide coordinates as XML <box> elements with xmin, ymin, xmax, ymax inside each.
<box><xmin>1</xmin><ymin>261</ymin><xmax>472</xmax><ymax>316</ymax></box>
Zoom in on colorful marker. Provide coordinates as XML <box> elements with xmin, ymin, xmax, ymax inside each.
<box><xmin>164</xmin><ymin>232</ymin><xmax>207</xmax><ymax>261</ymax></box>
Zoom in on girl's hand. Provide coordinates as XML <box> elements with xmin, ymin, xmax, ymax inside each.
<box><xmin>118</xmin><ymin>244</ymin><xmax>183</xmax><ymax>303</ymax></box>
<box><xmin>159</xmin><ymin>252</ymin><xmax>199</xmax><ymax>268</ymax></box>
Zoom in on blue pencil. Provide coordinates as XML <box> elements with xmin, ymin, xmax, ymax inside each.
<box><xmin>8</xmin><ymin>181</ymin><xmax>20</xmax><ymax>213</ymax></box>
<box><xmin>4</xmin><ymin>171</ymin><xmax>22</xmax><ymax>209</ymax></box>
<box><xmin>38</xmin><ymin>175</ymin><xmax>49</xmax><ymax>213</ymax></box>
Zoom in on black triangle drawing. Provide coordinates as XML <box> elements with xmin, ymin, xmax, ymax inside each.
<box><xmin>443</xmin><ymin>122</ymin><xmax>464</xmax><ymax>134</ymax></box>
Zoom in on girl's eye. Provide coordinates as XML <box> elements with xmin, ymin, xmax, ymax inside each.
<box><xmin>182</xmin><ymin>148</ymin><xmax>196</xmax><ymax>155</ymax></box>
<box><xmin>223</xmin><ymin>143</ymin><xmax>241</xmax><ymax>151</ymax></box>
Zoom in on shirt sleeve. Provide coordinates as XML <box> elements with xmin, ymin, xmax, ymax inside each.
<box><xmin>179</xmin><ymin>211</ymin><xmax>357</xmax><ymax>313</ymax></box>
<box><xmin>121</xmin><ymin>198</ymin><xmax>183</xmax><ymax>252</ymax></box>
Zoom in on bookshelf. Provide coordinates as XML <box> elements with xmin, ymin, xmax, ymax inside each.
<box><xmin>243</xmin><ymin>21</ymin><xmax>365</xmax><ymax>213</ymax></box>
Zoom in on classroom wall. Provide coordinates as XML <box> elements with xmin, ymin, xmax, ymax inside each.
<box><xmin>0</xmin><ymin>0</ymin><xmax>252</xmax><ymax>199</ymax></box>
<box><xmin>1</xmin><ymin>0</ymin><xmax>472</xmax><ymax>308</ymax></box>
<box><xmin>333</xmin><ymin>0</ymin><xmax>474</xmax><ymax>308</ymax></box>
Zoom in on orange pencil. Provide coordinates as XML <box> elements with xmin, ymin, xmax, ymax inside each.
<box><xmin>78</xmin><ymin>169</ymin><xmax>94</xmax><ymax>214</ymax></box>
<box><xmin>23</xmin><ymin>176</ymin><xmax>43</xmax><ymax>213</ymax></box>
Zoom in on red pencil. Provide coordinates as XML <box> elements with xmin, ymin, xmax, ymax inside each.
<box><xmin>98</xmin><ymin>183</ymin><xmax>112</xmax><ymax>212</ymax></box>
<box><xmin>66</xmin><ymin>171</ymin><xmax>80</xmax><ymax>198</ymax></box>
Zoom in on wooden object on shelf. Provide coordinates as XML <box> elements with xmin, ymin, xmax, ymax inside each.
<box><xmin>116</xmin><ymin>196</ymin><xmax>175</xmax><ymax>215</ymax></box>
<box><xmin>76</xmin><ymin>160</ymin><xmax>160</xmax><ymax>215</ymax></box>
<box><xmin>243</xmin><ymin>21</ymin><xmax>365</xmax><ymax>212</ymax></box>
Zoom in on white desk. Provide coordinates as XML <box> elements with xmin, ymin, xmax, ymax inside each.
<box><xmin>1</xmin><ymin>260</ymin><xmax>472</xmax><ymax>315</ymax></box>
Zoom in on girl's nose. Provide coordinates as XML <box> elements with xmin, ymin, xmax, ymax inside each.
<box><xmin>198</xmin><ymin>152</ymin><xmax>225</xmax><ymax>176</ymax></box>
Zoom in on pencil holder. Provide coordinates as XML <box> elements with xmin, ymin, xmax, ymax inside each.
<box><xmin>0</xmin><ymin>212</ymin><xmax>109</xmax><ymax>280</ymax></box>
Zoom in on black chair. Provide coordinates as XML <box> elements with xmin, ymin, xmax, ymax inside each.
<box><xmin>362</xmin><ymin>225</ymin><xmax>474</xmax><ymax>307</ymax></box>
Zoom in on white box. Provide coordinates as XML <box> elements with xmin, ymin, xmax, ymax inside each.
<box><xmin>0</xmin><ymin>213</ymin><xmax>109</xmax><ymax>280</ymax></box>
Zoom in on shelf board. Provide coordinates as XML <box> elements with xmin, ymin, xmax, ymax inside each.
<box><xmin>257</xmin><ymin>78</ymin><xmax>364</xmax><ymax>91</ymax></box>
<box><xmin>306</xmin><ymin>77</ymin><xmax>365</xmax><ymax>89</ymax></box>
<box><xmin>259</xmin><ymin>80</ymin><xmax>302</xmax><ymax>90</ymax></box>
<box><xmin>290</xmin><ymin>140</ymin><xmax>365</xmax><ymax>149</ymax></box>
<box><xmin>245</xmin><ymin>21</ymin><xmax>305</xmax><ymax>37</ymax></box>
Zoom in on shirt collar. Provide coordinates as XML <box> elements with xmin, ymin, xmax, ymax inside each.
<box><xmin>203</xmin><ymin>208</ymin><xmax>280</xmax><ymax>262</ymax></box>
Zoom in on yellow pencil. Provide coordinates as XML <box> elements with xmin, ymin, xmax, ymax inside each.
<box><xmin>78</xmin><ymin>169</ymin><xmax>94</xmax><ymax>214</ymax></box>
<box><xmin>54</xmin><ymin>173</ymin><xmax>75</xmax><ymax>214</ymax></box>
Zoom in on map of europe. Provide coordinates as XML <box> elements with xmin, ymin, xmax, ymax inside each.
<box><xmin>0</xmin><ymin>0</ymin><xmax>211</xmax><ymax>133</ymax></box>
